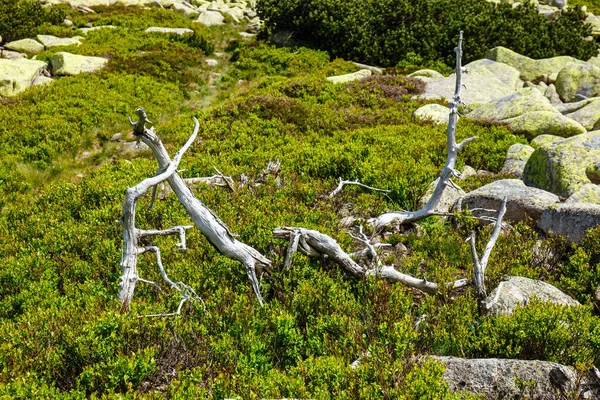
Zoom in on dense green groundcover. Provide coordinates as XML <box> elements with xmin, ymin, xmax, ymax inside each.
<box><xmin>1</xmin><ymin>6</ymin><xmax>600</xmax><ymax>399</ymax></box>
<box><xmin>257</xmin><ymin>0</ymin><xmax>598</xmax><ymax>68</ymax></box>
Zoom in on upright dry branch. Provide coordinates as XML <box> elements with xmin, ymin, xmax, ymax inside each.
<box><xmin>369</xmin><ymin>31</ymin><xmax>477</xmax><ymax>232</ymax></box>
<box><xmin>468</xmin><ymin>198</ymin><xmax>507</xmax><ymax>316</ymax></box>
<box><xmin>130</xmin><ymin>108</ymin><xmax>271</xmax><ymax>307</ymax></box>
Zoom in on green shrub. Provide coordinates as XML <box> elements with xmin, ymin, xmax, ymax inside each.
<box><xmin>0</xmin><ymin>0</ymin><xmax>65</xmax><ymax>42</ymax></box>
<box><xmin>257</xmin><ymin>0</ymin><xmax>597</xmax><ymax>68</ymax></box>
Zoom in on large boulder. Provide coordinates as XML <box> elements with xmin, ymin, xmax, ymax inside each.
<box><xmin>326</xmin><ymin>69</ymin><xmax>371</xmax><ymax>84</ymax></box>
<box><xmin>555</xmin><ymin>63</ymin><xmax>600</xmax><ymax>103</ymax></box>
<box><xmin>531</xmin><ymin>134</ymin><xmax>564</xmax><ymax>148</ymax></box>
<box><xmin>412</xmin><ymin>103</ymin><xmax>450</xmax><ymax>125</ymax></box>
<box><xmin>456</xmin><ymin>179</ymin><xmax>560</xmax><ymax>223</ymax></box>
<box><xmin>486</xmin><ymin>276</ymin><xmax>579</xmax><ymax>315</ymax></box>
<box><xmin>539</xmin><ymin>203</ymin><xmax>600</xmax><ymax>242</ymax></box>
<box><xmin>523</xmin><ymin>131</ymin><xmax>600</xmax><ymax>197</ymax></box>
<box><xmin>4</xmin><ymin>38</ymin><xmax>44</xmax><ymax>54</ymax></box>
<box><xmin>486</xmin><ymin>46</ymin><xmax>581</xmax><ymax>83</ymax></box>
<box><xmin>36</xmin><ymin>35</ymin><xmax>82</xmax><ymax>49</ymax></box>
<box><xmin>500</xmin><ymin>111</ymin><xmax>585</xmax><ymax>140</ymax></box>
<box><xmin>565</xmin><ymin>184</ymin><xmax>600</xmax><ymax>205</ymax></box>
<box><xmin>0</xmin><ymin>58</ymin><xmax>48</xmax><ymax>97</ymax></box>
<box><xmin>50</xmin><ymin>52</ymin><xmax>107</xmax><ymax>76</ymax></box>
<box><xmin>500</xmin><ymin>143</ymin><xmax>534</xmax><ymax>178</ymax></box>
<box><xmin>429</xmin><ymin>356</ymin><xmax>599</xmax><ymax>399</ymax></box>
<box><xmin>466</xmin><ymin>88</ymin><xmax>557</xmax><ymax>121</ymax></box>
<box><xmin>196</xmin><ymin>10</ymin><xmax>225</xmax><ymax>26</ymax></box>
<box><xmin>564</xmin><ymin>99</ymin><xmax>600</xmax><ymax>130</ymax></box>
<box><xmin>419</xmin><ymin>59</ymin><xmax>521</xmax><ymax>106</ymax></box>
<box><xmin>172</xmin><ymin>2</ymin><xmax>199</xmax><ymax>18</ymax></box>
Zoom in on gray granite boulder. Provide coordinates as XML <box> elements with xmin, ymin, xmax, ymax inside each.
<box><xmin>456</xmin><ymin>179</ymin><xmax>560</xmax><ymax>223</ymax></box>
<box><xmin>564</xmin><ymin>99</ymin><xmax>600</xmax><ymax>130</ymax></box>
<box><xmin>418</xmin><ymin>178</ymin><xmax>466</xmax><ymax>213</ymax></box>
<box><xmin>429</xmin><ymin>356</ymin><xmax>599</xmax><ymax>399</ymax></box>
<box><xmin>565</xmin><ymin>184</ymin><xmax>600</xmax><ymax>205</ymax></box>
<box><xmin>486</xmin><ymin>276</ymin><xmax>579</xmax><ymax>315</ymax></box>
<box><xmin>539</xmin><ymin>203</ymin><xmax>600</xmax><ymax>242</ymax></box>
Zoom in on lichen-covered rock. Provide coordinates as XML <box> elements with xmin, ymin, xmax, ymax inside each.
<box><xmin>0</xmin><ymin>49</ymin><xmax>27</xmax><ymax>59</ymax></box>
<box><xmin>556</xmin><ymin>63</ymin><xmax>600</xmax><ymax>103</ymax></box>
<box><xmin>456</xmin><ymin>179</ymin><xmax>560</xmax><ymax>223</ymax></box>
<box><xmin>564</xmin><ymin>99</ymin><xmax>600</xmax><ymax>130</ymax></box>
<box><xmin>32</xmin><ymin>75</ymin><xmax>53</xmax><ymax>86</ymax></box>
<box><xmin>36</xmin><ymin>35</ymin><xmax>82</xmax><ymax>49</ymax></box>
<box><xmin>412</xmin><ymin>103</ymin><xmax>450</xmax><ymax>124</ymax></box>
<box><xmin>222</xmin><ymin>6</ymin><xmax>245</xmax><ymax>22</ymax></box>
<box><xmin>429</xmin><ymin>356</ymin><xmax>597</xmax><ymax>399</ymax></box>
<box><xmin>407</xmin><ymin>69</ymin><xmax>443</xmax><ymax>78</ymax></box>
<box><xmin>50</xmin><ymin>52</ymin><xmax>107</xmax><ymax>76</ymax></box>
<box><xmin>466</xmin><ymin>88</ymin><xmax>557</xmax><ymax>122</ymax></box>
<box><xmin>500</xmin><ymin>143</ymin><xmax>534</xmax><ymax>178</ymax></box>
<box><xmin>419</xmin><ymin>59</ymin><xmax>521</xmax><ymax>106</ymax></box>
<box><xmin>326</xmin><ymin>69</ymin><xmax>371</xmax><ymax>84</ymax></box>
<box><xmin>554</xmin><ymin>97</ymin><xmax>596</xmax><ymax>114</ymax></box>
<box><xmin>196</xmin><ymin>10</ymin><xmax>225</xmax><ymax>26</ymax></box>
<box><xmin>587</xmin><ymin>161</ymin><xmax>600</xmax><ymax>184</ymax></box>
<box><xmin>565</xmin><ymin>184</ymin><xmax>600</xmax><ymax>205</ymax></box>
<box><xmin>539</xmin><ymin>202</ymin><xmax>600</xmax><ymax>242</ymax></box>
<box><xmin>500</xmin><ymin>111</ymin><xmax>585</xmax><ymax>140</ymax></box>
<box><xmin>4</xmin><ymin>38</ymin><xmax>44</xmax><ymax>54</ymax></box>
<box><xmin>531</xmin><ymin>134</ymin><xmax>564</xmax><ymax>148</ymax></box>
<box><xmin>523</xmin><ymin>132</ymin><xmax>600</xmax><ymax>197</ymax></box>
<box><xmin>486</xmin><ymin>46</ymin><xmax>581</xmax><ymax>82</ymax></box>
<box><xmin>0</xmin><ymin>58</ymin><xmax>48</xmax><ymax>97</ymax></box>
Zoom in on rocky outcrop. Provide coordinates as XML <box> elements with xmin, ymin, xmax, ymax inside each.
<box><xmin>456</xmin><ymin>179</ymin><xmax>560</xmax><ymax>223</ymax></box>
<box><xmin>430</xmin><ymin>356</ymin><xmax>599</xmax><ymax>399</ymax></box>
<box><xmin>486</xmin><ymin>46</ymin><xmax>581</xmax><ymax>83</ymax></box>
<box><xmin>0</xmin><ymin>58</ymin><xmax>48</xmax><ymax>97</ymax></box>
<box><xmin>50</xmin><ymin>52</ymin><xmax>108</xmax><ymax>76</ymax></box>
<box><xmin>486</xmin><ymin>276</ymin><xmax>579</xmax><ymax>315</ymax></box>
<box><xmin>538</xmin><ymin>203</ymin><xmax>600</xmax><ymax>242</ymax></box>
<box><xmin>523</xmin><ymin>131</ymin><xmax>600</xmax><ymax>197</ymax></box>
<box><xmin>419</xmin><ymin>59</ymin><xmax>521</xmax><ymax>106</ymax></box>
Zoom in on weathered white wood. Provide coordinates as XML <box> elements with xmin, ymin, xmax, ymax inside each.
<box><xmin>118</xmin><ymin>117</ymin><xmax>199</xmax><ymax>310</ymax></box>
<box><xmin>130</xmin><ymin>108</ymin><xmax>271</xmax><ymax>307</ymax></box>
<box><xmin>369</xmin><ymin>31</ymin><xmax>477</xmax><ymax>232</ymax></box>
<box><xmin>328</xmin><ymin>178</ymin><xmax>391</xmax><ymax>198</ymax></box>
<box><xmin>273</xmin><ymin>227</ymin><xmax>468</xmax><ymax>294</ymax></box>
<box><xmin>468</xmin><ymin>198</ymin><xmax>507</xmax><ymax>315</ymax></box>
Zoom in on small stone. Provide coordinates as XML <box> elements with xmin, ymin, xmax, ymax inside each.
<box><xmin>145</xmin><ymin>27</ymin><xmax>194</xmax><ymax>35</ymax></box>
<box><xmin>36</xmin><ymin>34</ymin><xmax>82</xmax><ymax>49</ymax></box>
<box><xmin>407</xmin><ymin>69</ymin><xmax>444</xmax><ymax>78</ymax></box>
<box><xmin>197</xmin><ymin>10</ymin><xmax>225</xmax><ymax>26</ymax></box>
<box><xmin>0</xmin><ymin>49</ymin><xmax>27</xmax><ymax>59</ymax></box>
<box><xmin>63</xmin><ymin>19</ymin><xmax>74</xmax><ymax>27</ymax></box>
<box><xmin>205</xmin><ymin>58</ymin><xmax>218</xmax><ymax>66</ymax></box>
<box><xmin>78</xmin><ymin>25</ymin><xmax>117</xmax><ymax>34</ymax></box>
<box><xmin>5</xmin><ymin>38</ymin><xmax>45</xmax><ymax>54</ymax></box>
<box><xmin>50</xmin><ymin>52</ymin><xmax>108</xmax><ymax>76</ymax></box>
<box><xmin>413</xmin><ymin>103</ymin><xmax>451</xmax><ymax>125</ymax></box>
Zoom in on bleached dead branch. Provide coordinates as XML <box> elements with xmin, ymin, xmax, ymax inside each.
<box><xmin>369</xmin><ymin>31</ymin><xmax>477</xmax><ymax>233</ymax></box>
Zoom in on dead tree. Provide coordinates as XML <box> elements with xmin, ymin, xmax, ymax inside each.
<box><xmin>369</xmin><ymin>31</ymin><xmax>477</xmax><ymax>233</ymax></box>
<box><xmin>120</xmin><ymin>108</ymin><xmax>271</xmax><ymax>311</ymax></box>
